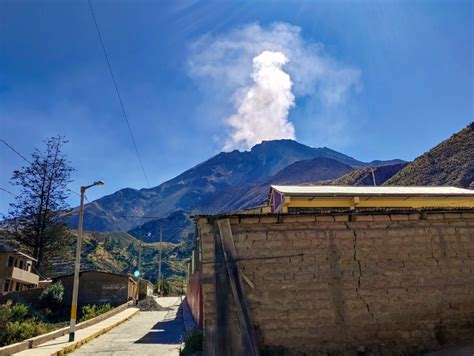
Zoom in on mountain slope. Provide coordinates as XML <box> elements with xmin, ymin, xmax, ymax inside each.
<box><xmin>67</xmin><ymin>139</ymin><xmax>403</xmax><ymax>233</ymax></box>
<box><xmin>321</xmin><ymin>163</ymin><xmax>407</xmax><ymax>186</ymax></box>
<box><xmin>127</xmin><ymin>211</ymin><xmax>194</xmax><ymax>243</ymax></box>
<box><xmin>267</xmin><ymin>157</ymin><xmax>354</xmax><ymax>185</ymax></box>
<box><xmin>202</xmin><ymin>157</ymin><xmax>356</xmax><ymax>212</ymax></box>
<box><xmin>384</xmin><ymin>123</ymin><xmax>474</xmax><ymax>188</ymax></box>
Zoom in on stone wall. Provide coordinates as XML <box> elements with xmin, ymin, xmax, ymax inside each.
<box><xmin>197</xmin><ymin>210</ymin><xmax>474</xmax><ymax>355</ymax></box>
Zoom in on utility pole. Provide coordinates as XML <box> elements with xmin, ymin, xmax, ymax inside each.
<box><xmin>68</xmin><ymin>181</ymin><xmax>104</xmax><ymax>342</ymax></box>
<box><xmin>371</xmin><ymin>167</ymin><xmax>377</xmax><ymax>186</ymax></box>
<box><xmin>158</xmin><ymin>225</ymin><xmax>163</xmax><ymax>297</ymax></box>
<box><xmin>136</xmin><ymin>242</ymin><xmax>142</xmax><ymax>304</ymax></box>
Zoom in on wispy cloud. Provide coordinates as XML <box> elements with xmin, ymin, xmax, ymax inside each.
<box><xmin>188</xmin><ymin>22</ymin><xmax>361</xmax><ymax>150</ymax></box>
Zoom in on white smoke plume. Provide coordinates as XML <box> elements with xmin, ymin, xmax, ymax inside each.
<box><xmin>224</xmin><ymin>51</ymin><xmax>295</xmax><ymax>150</ymax></box>
<box><xmin>188</xmin><ymin>23</ymin><xmax>361</xmax><ymax>151</ymax></box>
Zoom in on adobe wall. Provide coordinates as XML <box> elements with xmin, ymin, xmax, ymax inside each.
<box><xmin>186</xmin><ymin>270</ymin><xmax>203</xmax><ymax>328</ymax></box>
<box><xmin>198</xmin><ymin>210</ymin><xmax>474</xmax><ymax>355</ymax></box>
<box><xmin>55</xmin><ymin>272</ymin><xmax>133</xmax><ymax>307</ymax></box>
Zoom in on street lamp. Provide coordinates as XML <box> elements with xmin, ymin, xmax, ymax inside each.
<box><xmin>68</xmin><ymin>181</ymin><xmax>104</xmax><ymax>342</ymax></box>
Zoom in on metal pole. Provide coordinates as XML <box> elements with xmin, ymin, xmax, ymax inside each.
<box><xmin>69</xmin><ymin>186</ymin><xmax>85</xmax><ymax>342</ymax></box>
<box><xmin>136</xmin><ymin>242</ymin><xmax>142</xmax><ymax>304</ymax></box>
<box><xmin>158</xmin><ymin>225</ymin><xmax>162</xmax><ymax>297</ymax></box>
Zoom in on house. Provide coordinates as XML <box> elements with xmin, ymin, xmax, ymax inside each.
<box><xmin>0</xmin><ymin>243</ymin><xmax>39</xmax><ymax>295</ymax></box>
<box><xmin>189</xmin><ymin>185</ymin><xmax>474</xmax><ymax>355</ymax></box>
<box><xmin>53</xmin><ymin>270</ymin><xmax>137</xmax><ymax>307</ymax></box>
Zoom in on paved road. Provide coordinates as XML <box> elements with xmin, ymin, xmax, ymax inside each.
<box><xmin>73</xmin><ymin>297</ymin><xmax>185</xmax><ymax>356</ymax></box>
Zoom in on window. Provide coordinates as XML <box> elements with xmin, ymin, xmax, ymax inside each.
<box><xmin>4</xmin><ymin>279</ymin><xmax>10</xmax><ymax>292</ymax></box>
<box><xmin>19</xmin><ymin>260</ymin><xmax>24</xmax><ymax>270</ymax></box>
<box><xmin>8</xmin><ymin>256</ymin><xmax>14</xmax><ymax>267</ymax></box>
<box><xmin>15</xmin><ymin>282</ymin><xmax>20</xmax><ymax>291</ymax></box>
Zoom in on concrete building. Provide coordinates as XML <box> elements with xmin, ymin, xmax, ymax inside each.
<box><xmin>190</xmin><ymin>185</ymin><xmax>474</xmax><ymax>355</ymax></box>
<box><xmin>0</xmin><ymin>243</ymin><xmax>39</xmax><ymax>295</ymax></box>
<box><xmin>53</xmin><ymin>270</ymin><xmax>137</xmax><ymax>307</ymax></box>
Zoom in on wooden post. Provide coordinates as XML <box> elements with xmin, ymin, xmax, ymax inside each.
<box><xmin>217</xmin><ymin>219</ymin><xmax>260</xmax><ymax>356</ymax></box>
<box><xmin>213</xmin><ymin>222</ymin><xmax>231</xmax><ymax>356</ymax></box>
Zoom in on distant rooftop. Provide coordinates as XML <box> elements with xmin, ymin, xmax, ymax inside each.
<box><xmin>271</xmin><ymin>185</ymin><xmax>474</xmax><ymax>197</ymax></box>
<box><xmin>0</xmin><ymin>242</ymin><xmax>37</xmax><ymax>261</ymax></box>
<box><xmin>269</xmin><ymin>185</ymin><xmax>474</xmax><ymax>213</ymax></box>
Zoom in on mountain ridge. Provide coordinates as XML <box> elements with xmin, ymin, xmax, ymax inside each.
<box><xmin>68</xmin><ymin>139</ymin><xmax>403</xmax><ymax>233</ymax></box>
<box><xmin>385</xmin><ymin>123</ymin><xmax>473</xmax><ymax>188</ymax></box>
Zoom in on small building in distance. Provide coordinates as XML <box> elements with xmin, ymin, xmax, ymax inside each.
<box><xmin>138</xmin><ymin>279</ymin><xmax>154</xmax><ymax>300</ymax></box>
<box><xmin>0</xmin><ymin>243</ymin><xmax>39</xmax><ymax>295</ymax></box>
<box><xmin>53</xmin><ymin>270</ymin><xmax>137</xmax><ymax>307</ymax></box>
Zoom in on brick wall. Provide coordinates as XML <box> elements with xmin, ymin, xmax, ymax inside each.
<box><xmin>198</xmin><ymin>210</ymin><xmax>474</xmax><ymax>355</ymax></box>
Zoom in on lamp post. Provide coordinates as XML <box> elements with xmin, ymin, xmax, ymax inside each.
<box><xmin>68</xmin><ymin>181</ymin><xmax>104</xmax><ymax>342</ymax></box>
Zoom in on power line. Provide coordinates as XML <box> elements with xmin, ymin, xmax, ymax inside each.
<box><xmin>87</xmin><ymin>0</ymin><xmax>151</xmax><ymax>188</ymax></box>
<box><xmin>0</xmin><ymin>140</ymin><xmax>88</xmax><ymax>203</ymax></box>
<box><xmin>121</xmin><ymin>215</ymin><xmax>165</xmax><ymax>219</ymax></box>
<box><xmin>68</xmin><ymin>189</ymin><xmax>90</xmax><ymax>203</ymax></box>
<box><xmin>0</xmin><ymin>139</ymin><xmax>31</xmax><ymax>164</ymax></box>
<box><xmin>0</xmin><ymin>187</ymin><xmax>15</xmax><ymax>196</ymax></box>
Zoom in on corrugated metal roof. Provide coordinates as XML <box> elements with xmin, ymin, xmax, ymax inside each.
<box><xmin>271</xmin><ymin>185</ymin><xmax>474</xmax><ymax>196</ymax></box>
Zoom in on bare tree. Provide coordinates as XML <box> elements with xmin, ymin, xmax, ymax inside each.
<box><xmin>8</xmin><ymin>136</ymin><xmax>74</xmax><ymax>273</ymax></box>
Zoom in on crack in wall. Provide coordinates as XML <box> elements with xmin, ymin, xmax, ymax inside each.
<box><xmin>430</xmin><ymin>233</ymin><xmax>440</xmax><ymax>267</ymax></box>
<box><xmin>346</xmin><ymin>222</ymin><xmax>380</xmax><ymax>329</ymax></box>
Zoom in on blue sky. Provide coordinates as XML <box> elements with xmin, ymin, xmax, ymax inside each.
<box><xmin>1</xmin><ymin>0</ymin><xmax>472</xmax><ymax>213</ymax></box>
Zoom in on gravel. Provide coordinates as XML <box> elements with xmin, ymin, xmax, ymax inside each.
<box><xmin>138</xmin><ymin>296</ymin><xmax>169</xmax><ymax>311</ymax></box>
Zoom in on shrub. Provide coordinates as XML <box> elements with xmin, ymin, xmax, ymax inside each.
<box><xmin>9</xmin><ymin>303</ymin><xmax>29</xmax><ymax>321</ymax></box>
<box><xmin>0</xmin><ymin>301</ymin><xmax>29</xmax><ymax>324</ymax></box>
<box><xmin>180</xmin><ymin>328</ymin><xmax>203</xmax><ymax>356</ymax></box>
<box><xmin>0</xmin><ymin>302</ymin><xmax>52</xmax><ymax>346</ymax></box>
<box><xmin>80</xmin><ymin>304</ymin><xmax>113</xmax><ymax>322</ymax></box>
<box><xmin>4</xmin><ymin>319</ymin><xmax>50</xmax><ymax>345</ymax></box>
<box><xmin>39</xmin><ymin>282</ymin><xmax>64</xmax><ymax>309</ymax></box>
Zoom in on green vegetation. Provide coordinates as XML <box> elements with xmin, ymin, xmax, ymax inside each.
<box><xmin>79</xmin><ymin>304</ymin><xmax>113</xmax><ymax>322</ymax></box>
<box><xmin>47</xmin><ymin>230</ymin><xmax>191</xmax><ymax>289</ymax></box>
<box><xmin>0</xmin><ymin>301</ymin><xmax>54</xmax><ymax>346</ymax></box>
<box><xmin>180</xmin><ymin>328</ymin><xmax>203</xmax><ymax>356</ymax></box>
<box><xmin>0</xmin><ymin>296</ymin><xmax>114</xmax><ymax>346</ymax></box>
<box><xmin>39</xmin><ymin>282</ymin><xmax>64</xmax><ymax>309</ymax></box>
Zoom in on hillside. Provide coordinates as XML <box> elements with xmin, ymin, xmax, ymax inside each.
<box><xmin>201</xmin><ymin>157</ymin><xmax>356</xmax><ymax>212</ymax></box>
<box><xmin>47</xmin><ymin>231</ymin><xmax>187</xmax><ymax>282</ymax></box>
<box><xmin>320</xmin><ymin>163</ymin><xmax>407</xmax><ymax>186</ymax></box>
<box><xmin>385</xmin><ymin>123</ymin><xmax>474</xmax><ymax>188</ymax></box>
<box><xmin>67</xmin><ymin>139</ymin><xmax>403</xmax><ymax>234</ymax></box>
<box><xmin>127</xmin><ymin>211</ymin><xmax>194</xmax><ymax>243</ymax></box>
<box><xmin>266</xmin><ymin>157</ymin><xmax>354</xmax><ymax>185</ymax></box>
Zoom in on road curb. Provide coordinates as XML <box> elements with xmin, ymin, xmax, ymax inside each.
<box><xmin>51</xmin><ymin>308</ymin><xmax>140</xmax><ymax>356</ymax></box>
